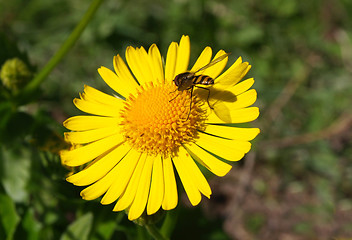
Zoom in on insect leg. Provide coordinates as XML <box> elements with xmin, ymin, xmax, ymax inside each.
<box><xmin>169</xmin><ymin>89</ymin><xmax>178</xmax><ymax>94</ymax></box>
<box><xmin>186</xmin><ymin>86</ymin><xmax>194</xmax><ymax>120</ymax></box>
<box><xmin>196</xmin><ymin>86</ymin><xmax>213</xmax><ymax>109</ymax></box>
<box><xmin>169</xmin><ymin>90</ymin><xmax>180</xmax><ymax>102</ymax></box>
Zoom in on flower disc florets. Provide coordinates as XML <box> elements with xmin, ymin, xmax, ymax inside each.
<box><xmin>120</xmin><ymin>81</ymin><xmax>206</xmax><ymax>156</ymax></box>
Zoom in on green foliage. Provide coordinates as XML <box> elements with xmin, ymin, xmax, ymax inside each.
<box><xmin>1</xmin><ymin>0</ymin><xmax>352</xmax><ymax>239</ymax></box>
<box><xmin>0</xmin><ymin>194</ymin><xmax>20</xmax><ymax>240</ymax></box>
<box><xmin>60</xmin><ymin>213</ymin><xmax>93</xmax><ymax>240</ymax></box>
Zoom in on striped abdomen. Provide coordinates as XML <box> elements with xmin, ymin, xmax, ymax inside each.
<box><xmin>193</xmin><ymin>75</ymin><xmax>214</xmax><ymax>85</ymax></box>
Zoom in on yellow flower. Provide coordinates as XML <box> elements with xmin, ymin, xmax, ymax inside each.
<box><xmin>60</xmin><ymin>35</ymin><xmax>260</xmax><ymax>221</ymax></box>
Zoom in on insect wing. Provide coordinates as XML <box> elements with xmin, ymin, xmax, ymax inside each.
<box><xmin>194</xmin><ymin>52</ymin><xmax>231</xmax><ymax>74</ymax></box>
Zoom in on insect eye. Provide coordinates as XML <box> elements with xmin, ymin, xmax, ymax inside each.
<box><xmin>185</xmin><ymin>75</ymin><xmax>193</xmax><ymax>80</ymax></box>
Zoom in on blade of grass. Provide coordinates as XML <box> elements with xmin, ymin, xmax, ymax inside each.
<box><xmin>18</xmin><ymin>0</ymin><xmax>105</xmax><ymax>104</ymax></box>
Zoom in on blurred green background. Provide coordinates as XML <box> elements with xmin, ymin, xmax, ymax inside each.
<box><xmin>1</xmin><ymin>0</ymin><xmax>352</xmax><ymax>239</ymax></box>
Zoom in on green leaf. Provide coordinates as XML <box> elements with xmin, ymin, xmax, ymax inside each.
<box><xmin>21</xmin><ymin>208</ymin><xmax>42</xmax><ymax>240</ymax></box>
<box><xmin>1</xmin><ymin>147</ymin><xmax>31</xmax><ymax>203</ymax></box>
<box><xmin>0</xmin><ymin>194</ymin><xmax>20</xmax><ymax>240</ymax></box>
<box><xmin>1</xmin><ymin>112</ymin><xmax>34</xmax><ymax>145</ymax></box>
<box><xmin>93</xmin><ymin>220</ymin><xmax>116</xmax><ymax>240</ymax></box>
<box><xmin>0</xmin><ymin>103</ymin><xmax>14</xmax><ymax>142</ymax></box>
<box><xmin>60</xmin><ymin>212</ymin><xmax>93</xmax><ymax>240</ymax></box>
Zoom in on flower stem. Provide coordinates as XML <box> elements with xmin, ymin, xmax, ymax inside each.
<box><xmin>145</xmin><ymin>224</ymin><xmax>168</xmax><ymax>240</ymax></box>
<box><xmin>160</xmin><ymin>210</ymin><xmax>178</xmax><ymax>238</ymax></box>
<box><xmin>18</xmin><ymin>0</ymin><xmax>104</xmax><ymax>104</ymax></box>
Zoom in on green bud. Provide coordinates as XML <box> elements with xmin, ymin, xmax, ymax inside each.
<box><xmin>0</xmin><ymin>58</ymin><xmax>33</xmax><ymax>92</ymax></box>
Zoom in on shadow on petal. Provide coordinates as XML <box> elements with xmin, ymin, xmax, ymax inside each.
<box><xmin>193</xmin><ymin>87</ymin><xmax>237</xmax><ymax>123</ymax></box>
<box><xmin>213</xmin><ymin>102</ymin><xmax>231</xmax><ymax>123</ymax></box>
<box><xmin>194</xmin><ymin>87</ymin><xmax>238</xmax><ymax>104</ymax></box>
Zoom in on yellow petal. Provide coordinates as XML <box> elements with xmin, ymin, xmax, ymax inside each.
<box><xmin>179</xmin><ymin>146</ymin><xmax>212</xmax><ymax>198</ymax></box>
<box><xmin>216</xmin><ymin>89</ymin><xmax>257</xmax><ymax>110</ymax></box>
<box><xmin>201</xmin><ymin>50</ymin><xmax>228</xmax><ymax>79</ymax></box>
<box><xmin>137</xmin><ymin>46</ymin><xmax>155</xmax><ymax>82</ymax></box>
<box><xmin>207</xmin><ymin>102</ymin><xmax>232</xmax><ymax>123</ymax></box>
<box><xmin>125</xmin><ymin>46</ymin><xmax>154</xmax><ymax>86</ymax></box>
<box><xmin>200</xmin><ymin>131</ymin><xmax>251</xmax><ymax>152</ymax></box>
<box><xmin>113</xmin><ymin>54</ymin><xmax>139</xmax><ymax>93</ymax></box>
<box><xmin>97</xmin><ymin>67</ymin><xmax>128</xmax><ymax>99</ymax></box>
<box><xmin>215</xmin><ymin>57</ymin><xmax>251</xmax><ymax>86</ymax></box>
<box><xmin>162</xmin><ymin>156</ymin><xmax>178</xmax><ymax>210</ymax></box>
<box><xmin>184</xmin><ymin>143</ymin><xmax>232</xmax><ymax>177</ymax></box>
<box><xmin>228</xmin><ymin>78</ymin><xmax>255</xmax><ymax>95</ymax></box>
<box><xmin>229</xmin><ymin>107</ymin><xmax>260</xmax><ymax>123</ymax></box>
<box><xmin>64</xmin><ymin>126</ymin><xmax>120</xmax><ymax>144</ymax></box>
<box><xmin>174</xmin><ymin>35</ymin><xmax>190</xmax><ymax>75</ymax></box>
<box><xmin>190</xmin><ymin>46</ymin><xmax>212</xmax><ymax>72</ymax></box>
<box><xmin>204</xmin><ymin>124</ymin><xmax>260</xmax><ymax>141</ymax></box>
<box><xmin>125</xmin><ymin>47</ymin><xmax>146</xmax><ymax>86</ymax></box>
<box><xmin>207</xmin><ymin>106</ymin><xmax>260</xmax><ymax>124</ymax></box>
<box><xmin>82</xmin><ymin>85</ymin><xmax>124</xmax><ymax>106</ymax></box>
<box><xmin>128</xmin><ymin>155</ymin><xmax>154</xmax><ymax>220</ymax></box>
<box><xmin>79</xmin><ymin>153</ymin><xmax>126</xmax><ymax>200</ymax></box>
<box><xmin>172</xmin><ymin>152</ymin><xmax>202</xmax><ymax>206</ymax></box>
<box><xmin>60</xmin><ymin>134</ymin><xmax>124</xmax><ymax>167</ymax></box>
<box><xmin>164</xmin><ymin>42</ymin><xmax>178</xmax><ymax>83</ymax></box>
<box><xmin>63</xmin><ymin>116</ymin><xmax>119</xmax><ymax>131</ymax></box>
<box><xmin>80</xmin><ymin>175</ymin><xmax>114</xmax><ymax>201</ymax></box>
<box><xmin>66</xmin><ymin>143</ymin><xmax>131</xmax><ymax>186</ymax></box>
<box><xmin>210</xmin><ymin>78</ymin><xmax>254</xmax><ymax>103</ymax></box>
<box><xmin>195</xmin><ymin>132</ymin><xmax>251</xmax><ymax>161</ymax></box>
<box><xmin>113</xmin><ymin>154</ymin><xmax>147</xmax><ymax>211</ymax></box>
<box><xmin>147</xmin><ymin>156</ymin><xmax>164</xmax><ymax>215</ymax></box>
<box><xmin>73</xmin><ymin>98</ymin><xmax>120</xmax><ymax>117</ymax></box>
<box><xmin>148</xmin><ymin>44</ymin><xmax>164</xmax><ymax>83</ymax></box>
<box><xmin>100</xmin><ymin>149</ymin><xmax>141</xmax><ymax>205</ymax></box>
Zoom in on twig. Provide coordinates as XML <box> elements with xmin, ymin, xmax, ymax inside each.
<box><xmin>264</xmin><ymin>65</ymin><xmax>309</xmax><ymax>126</ymax></box>
<box><xmin>259</xmin><ymin>112</ymin><xmax>352</xmax><ymax>149</ymax></box>
<box><xmin>232</xmin><ymin>152</ymin><xmax>256</xmax><ymax>208</ymax></box>
<box><xmin>224</xmin><ymin>152</ymin><xmax>256</xmax><ymax>240</ymax></box>
<box><xmin>336</xmin><ymin>29</ymin><xmax>352</xmax><ymax>73</ymax></box>
<box><xmin>225</xmin><ymin>152</ymin><xmax>256</xmax><ymax>219</ymax></box>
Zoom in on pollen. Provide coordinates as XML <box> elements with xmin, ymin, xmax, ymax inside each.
<box><xmin>120</xmin><ymin>81</ymin><xmax>206</xmax><ymax>156</ymax></box>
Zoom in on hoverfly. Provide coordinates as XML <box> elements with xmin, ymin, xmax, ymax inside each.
<box><xmin>170</xmin><ymin>52</ymin><xmax>231</xmax><ymax>119</ymax></box>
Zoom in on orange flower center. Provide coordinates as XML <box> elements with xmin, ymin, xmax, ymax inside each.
<box><xmin>120</xmin><ymin>81</ymin><xmax>206</xmax><ymax>156</ymax></box>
